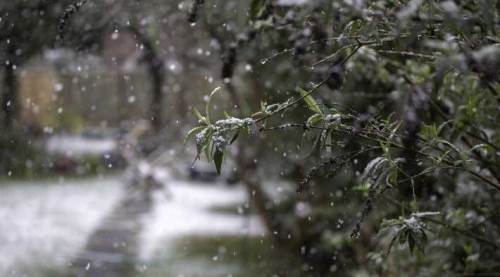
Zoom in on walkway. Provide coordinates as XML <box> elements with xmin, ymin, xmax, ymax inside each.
<box><xmin>67</xmin><ymin>189</ymin><xmax>153</xmax><ymax>277</ymax></box>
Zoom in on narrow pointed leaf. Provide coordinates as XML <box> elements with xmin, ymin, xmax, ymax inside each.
<box><xmin>230</xmin><ymin>130</ymin><xmax>240</xmax><ymax>144</ymax></box>
<box><xmin>206</xmin><ymin>86</ymin><xmax>221</xmax><ymax>123</ymax></box>
<box><xmin>214</xmin><ymin>149</ymin><xmax>223</xmax><ymax>175</ymax></box>
<box><xmin>193</xmin><ymin>108</ymin><xmax>208</xmax><ymax>124</ymax></box>
<box><xmin>184</xmin><ymin>126</ymin><xmax>206</xmax><ymax>144</ymax></box>
<box><xmin>297</xmin><ymin>87</ymin><xmax>323</xmax><ymax>115</ymax></box>
<box><xmin>307</xmin><ymin>113</ymin><xmax>324</xmax><ymax>127</ymax></box>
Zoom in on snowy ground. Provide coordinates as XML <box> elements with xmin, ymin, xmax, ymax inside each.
<box><xmin>0</xmin><ymin>174</ymin><xmax>266</xmax><ymax>276</ymax></box>
<box><xmin>0</xmin><ymin>176</ymin><xmax>123</xmax><ymax>276</ymax></box>
<box><xmin>139</xmin><ymin>178</ymin><xmax>266</xmax><ymax>262</ymax></box>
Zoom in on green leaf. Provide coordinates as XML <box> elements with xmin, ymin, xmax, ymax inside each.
<box><xmin>306</xmin><ymin>113</ymin><xmax>324</xmax><ymax>127</ymax></box>
<box><xmin>184</xmin><ymin>126</ymin><xmax>206</xmax><ymax>144</ymax></box>
<box><xmin>193</xmin><ymin>108</ymin><xmax>208</xmax><ymax>124</ymax></box>
<box><xmin>386</xmin><ymin>233</ymin><xmax>399</xmax><ymax>256</ymax></box>
<box><xmin>299</xmin><ymin>131</ymin><xmax>307</xmax><ymax>150</ymax></box>
<box><xmin>297</xmin><ymin>87</ymin><xmax>323</xmax><ymax>115</ymax></box>
<box><xmin>250</xmin><ymin>0</ymin><xmax>268</xmax><ymax>19</ymax></box>
<box><xmin>389</xmin><ymin>121</ymin><xmax>402</xmax><ymax>140</ymax></box>
<box><xmin>205</xmin><ymin>87</ymin><xmax>221</xmax><ymax>123</ymax></box>
<box><xmin>251</xmin><ymin>111</ymin><xmax>266</xmax><ymax>119</ymax></box>
<box><xmin>230</xmin><ymin>130</ymin><xmax>240</xmax><ymax>144</ymax></box>
<box><xmin>421</xmin><ymin>123</ymin><xmax>438</xmax><ymax>140</ymax></box>
<box><xmin>353</xmin><ymin>182</ymin><xmax>370</xmax><ymax>193</ymax></box>
<box><xmin>260</xmin><ymin>101</ymin><xmax>267</xmax><ymax>111</ymax></box>
<box><xmin>214</xmin><ymin>149</ymin><xmax>223</xmax><ymax>175</ymax></box>
<box><xmin>418</xmin><ymin>229</ymin><xmax>428</xmax><ymax>253</ymax></box>
<box><xmin>408</xmin><ymin>232</ymin><xmax>416</xmax><ymax>255</ymax></box>
<box><xmin>380</xmin><ymin>142</ymin><xmax>390</xmax><ymax>156</ymax></box>
<box><xmin>197</xmin><ymin>128</ymin><xmax>213</xmax><ymax>157</ymax></box>
<box><xmin>399</xmin><ymin>229</ymin><xmax>409</xmax><ymax>245</ymax></box>
<box><xmin>381</xmin><ymin>218</ymin><xmax>403</xmax><ymax>227</ymax></box>
<box><xmin>386</xmin><ymin>167</ymin><xmax>398</xmax><ymax>186</ymax></box>
<box><xmin>329</xmin><ymin>107</ymin><xmax>339</xmax><ymax>114</ymax></box>
<box><xmin>437</xmin><ymin>120</ymin><xmax>453</xmax><ymax>135</ymax></box>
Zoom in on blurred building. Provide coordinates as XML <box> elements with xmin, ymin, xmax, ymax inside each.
<box><xmin>19</xmin><ymin>66</ymin><xmax>58</xmax><ymax>132</ymax></box>
<box><xmin>17</xmin><ymin>31</ymin><xmax>152</xmax><ymax>133</ymax></box>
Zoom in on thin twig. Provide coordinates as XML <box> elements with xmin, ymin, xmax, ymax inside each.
<box><xmin>254</xmin><ymin>44</ymin><xmax>363</xmax><ymax>124</ymax></box>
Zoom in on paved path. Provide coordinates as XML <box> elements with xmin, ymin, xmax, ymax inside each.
<box><xmin>0</xmin><ymin>175</ymin><xmax>268</xmax><ymax>276</ymax></box>
<box><xmin>66</xmin><ymin>190</ymin><xmax>153</xmax><ymax>277</ymax></box>
<box><xmin>62</xmin><ymin>176</ymin><xmax>268</xmax><ymax>277</ymax></box>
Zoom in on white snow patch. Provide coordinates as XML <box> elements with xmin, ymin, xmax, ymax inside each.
<box><xmin>138</xmin><ymin>179</ymin><xmax>266</xmax><ymax>261</ymax></box>
<box><xmin>46</xmin><ymin>135</ymin><xmax>116</xmax><ymax>156</ymax></box>
<box><xmin>0</xmin><ymin>176</ymin><xmax>122</xmax><ymax>275</ymax></box>
<box><xmin>277</xmin><ymin>0</ymin><xmax>308</xmax><ymax>5</ymax></box>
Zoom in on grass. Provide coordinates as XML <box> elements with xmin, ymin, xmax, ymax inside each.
<box><xmin>137</xmin><ymin>235</ymin><xmax>306</xmax><ymax>277</ymax></box>
<box><xmin>3</xmin><ymin>261</ymin><xmax>67</xmax><ymax>277</ymax></box>
<box><xmin>208</xmin><ymin>203</ymin><xmax>255</xmax><ymax>215</ymax></box>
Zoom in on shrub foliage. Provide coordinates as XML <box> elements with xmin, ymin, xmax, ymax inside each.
<box><xmin>188</xmin><ymin>0</ymin><xmax>499</xmax><ymax>275</ymax></box>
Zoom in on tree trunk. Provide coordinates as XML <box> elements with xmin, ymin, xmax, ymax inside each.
<box><xmin>2</xmin><ymin>59</ymin><xmax>17</xmax><ymax>128</ymax></box>
<box><xmin>127</xmin><ymin>26</ymin><xmax>165</xmax><ymax>133</ymax></box>
<box><xmin>237</xmin><ymin>151</ymin><xmax>275</xmax><ymax>235</ymax></box>
<box><xmin>149</xmin><ymin>60</ymin><xmax>164</xmax><ymax>132</ymax></box>
<box><xmin>116</xmin><ymin>69</ymin><xmax>128</xmax><ymax>123</ymax></box>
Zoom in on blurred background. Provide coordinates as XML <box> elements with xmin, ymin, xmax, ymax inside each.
<box><xmin>0</xmin><ymin>1</ymin><xmax>306</xmax><ymax>276</ymax></box>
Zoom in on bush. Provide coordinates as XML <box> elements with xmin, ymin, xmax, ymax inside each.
<box><xmin>0</xmin><ymin>130</ymin><xmax>40</xmax><ymax>178</ymax></box>
<box><xmin>187</xmin><ymin>0</ymin><xmax>500</xmax><ymax>275</ymax></box>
